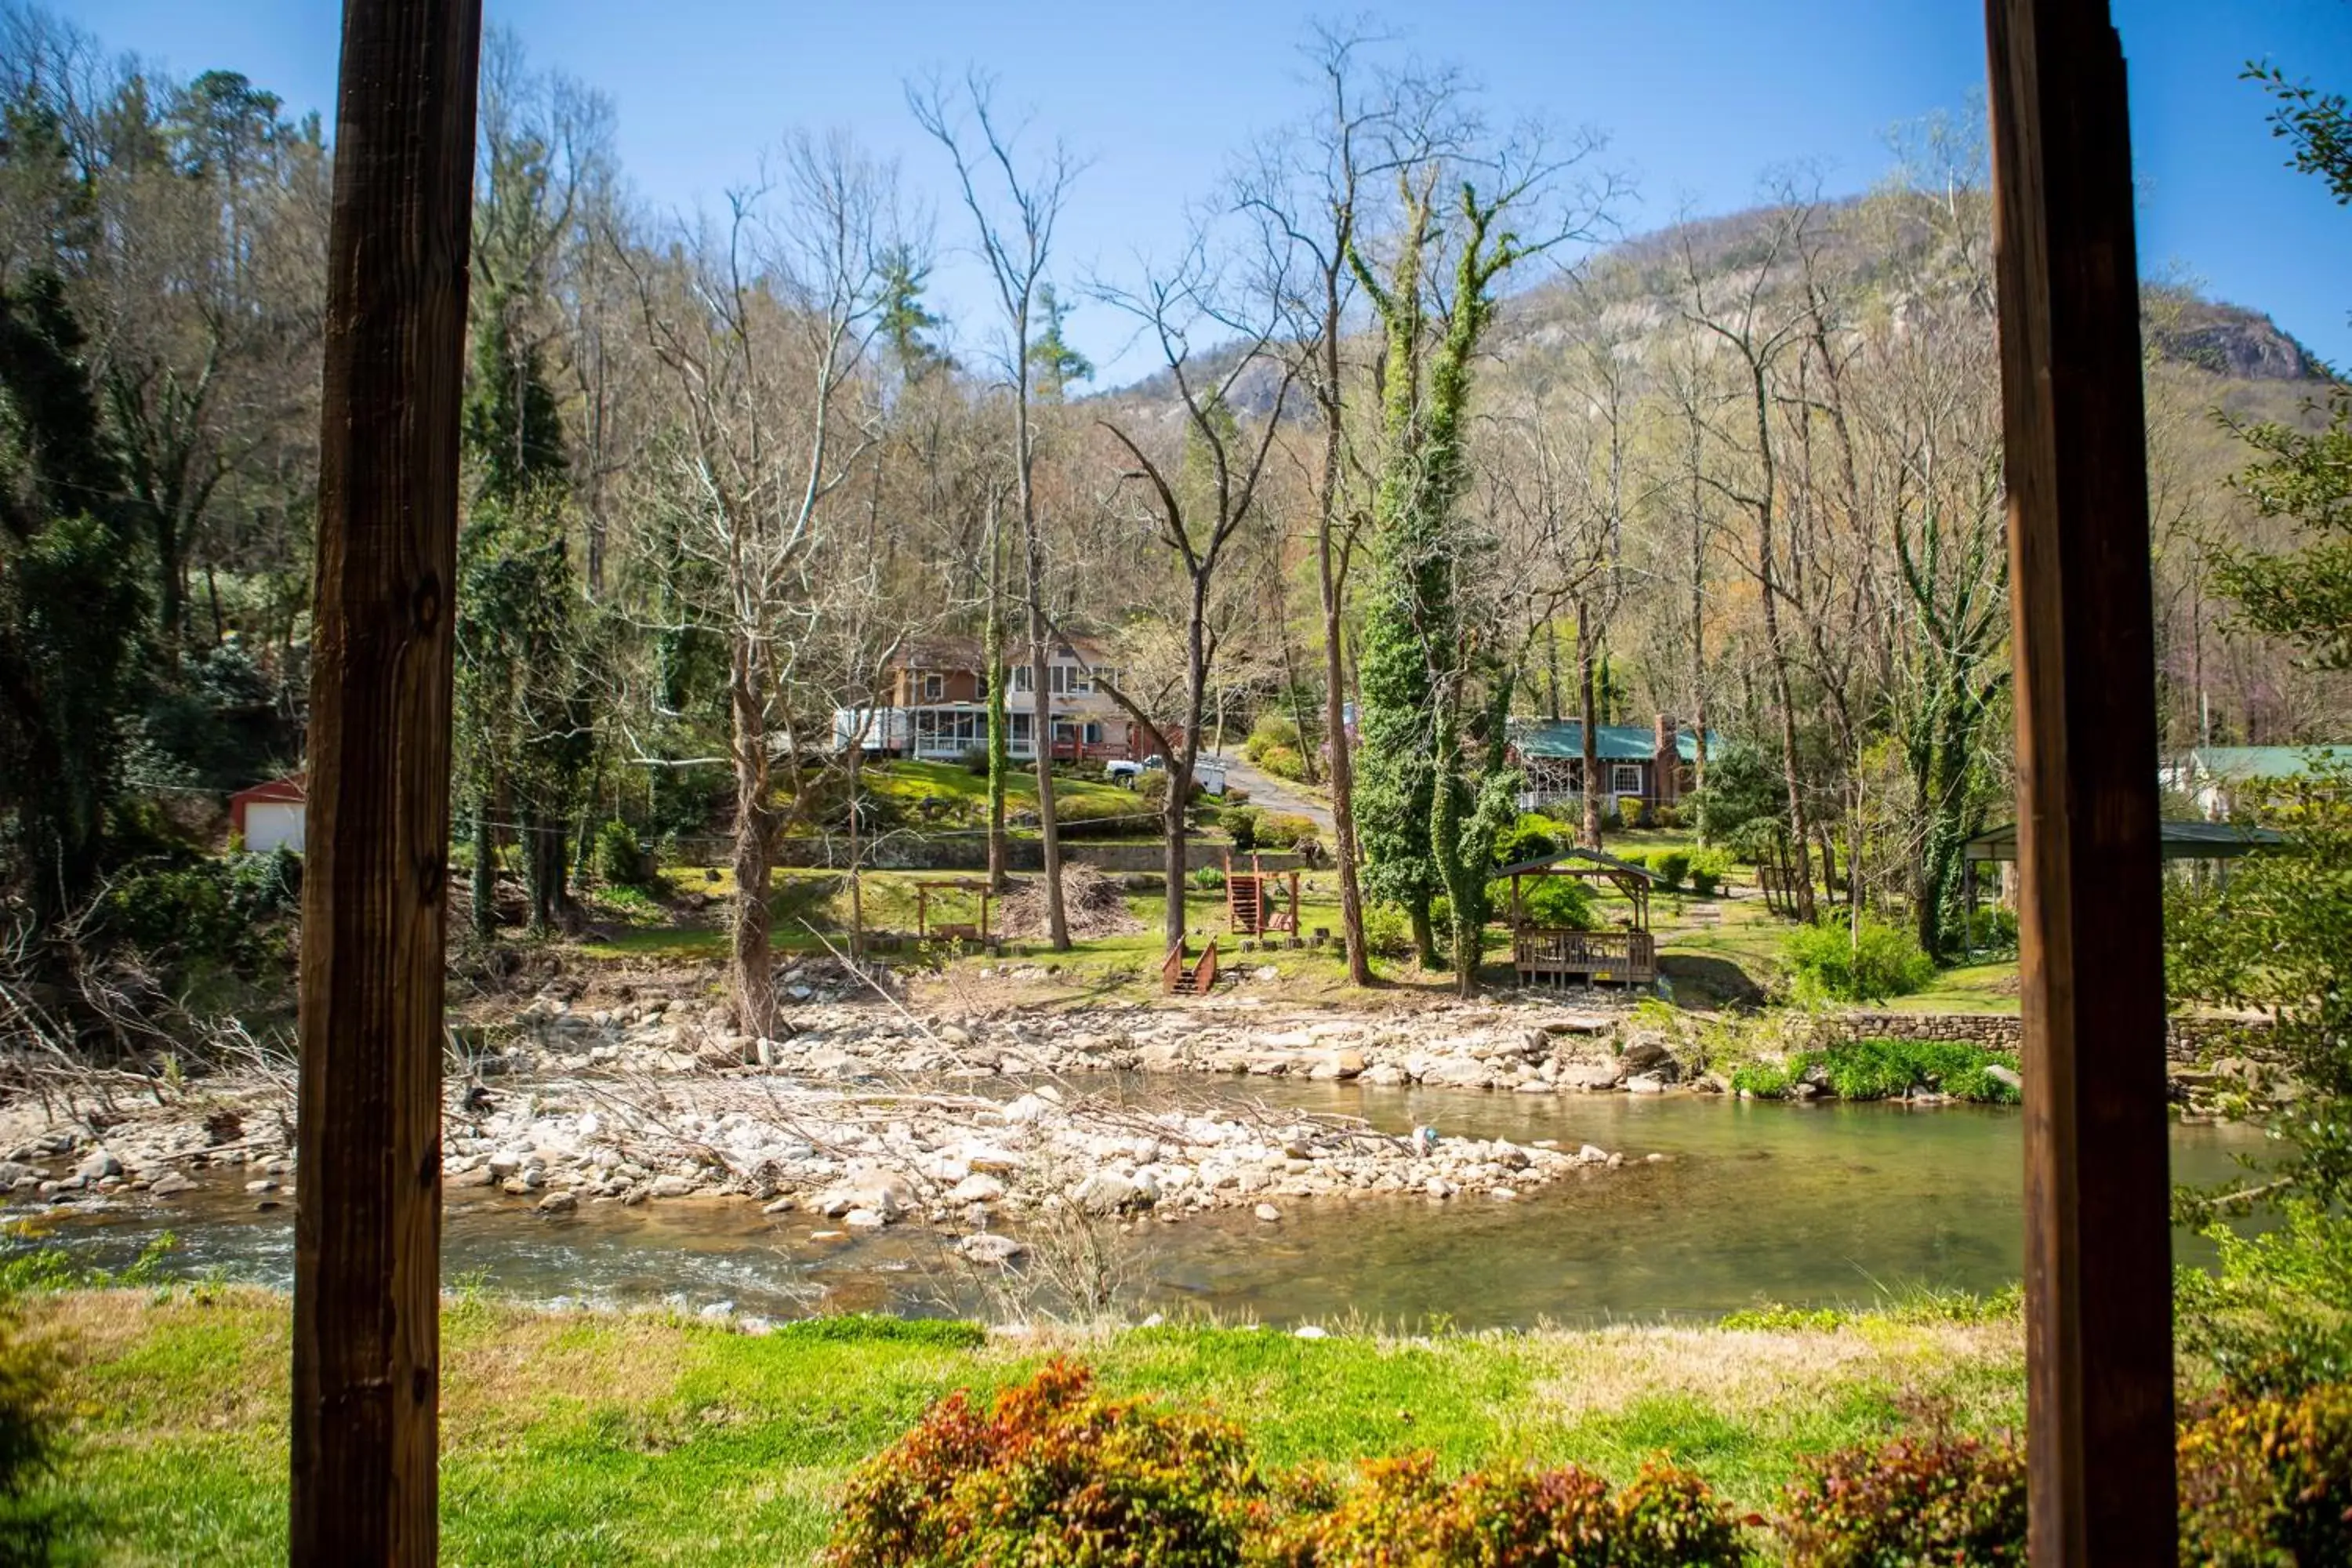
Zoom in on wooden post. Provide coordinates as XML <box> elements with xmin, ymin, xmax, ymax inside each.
<box><xmin>1985</xmin><ymin>3</ymin><xmax>2177</xmax><ymax>1563</ymax></box>
<box><xmin>292</xmin><ymin>1</ymin><xmax>480</xmax><ymax>1562</ymax></box>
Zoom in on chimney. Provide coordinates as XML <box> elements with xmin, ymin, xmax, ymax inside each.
<box><xmin>1654</xmin><ymin>713</ymin><xmax>1679</xmax><ymax>804</ymax></box>
<box><xmin>1653</xmin><ymin>713</ymin><xmax>1677</xmax><ymax>753</ymax></box>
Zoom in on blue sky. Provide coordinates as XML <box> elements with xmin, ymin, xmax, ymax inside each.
<box><xmin>63</xmin><ymin>0</ymin><xmax>2352</xmax><ymax>381</ymax></box>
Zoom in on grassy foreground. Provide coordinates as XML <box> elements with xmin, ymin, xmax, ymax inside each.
<box><xmin>24</xmin><ymin>1288</ymin><xmax>2024</xmax><ymax>1566</ymax></box>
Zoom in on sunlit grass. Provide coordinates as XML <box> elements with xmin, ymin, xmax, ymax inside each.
<box><xmin>24</xmin><ymin>1287</ymin><xmax>2026</xmax><ymax>1565</ymax></box>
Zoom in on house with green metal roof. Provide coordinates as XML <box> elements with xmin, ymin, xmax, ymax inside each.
<box><xmin>1504</xmin><ymin>715</ymin><xmax>1721</xmax><ymax>819</ymax></box>
<box><xmin>2167</xmin><ymin>745</ymin><xmax>2352</xmax><ymax>819</ymax></box>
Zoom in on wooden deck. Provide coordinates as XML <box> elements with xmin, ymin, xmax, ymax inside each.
<box><xmin>1512</xmin><ymin>927</ymin><xmax>1657</xmax><ymax>988</ymax></box>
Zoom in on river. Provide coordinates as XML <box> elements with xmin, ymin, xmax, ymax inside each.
<box><xmin>5</xmin><ymin>1080</ymin><xmax>2265</xmax><ymax>1330</ymax></box>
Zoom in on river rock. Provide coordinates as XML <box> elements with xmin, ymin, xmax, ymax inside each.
<box><xmin>946</xmin><ymin>1174</ymin><xmax>1006</xmax><ymax>1205</ymax></box>
<box><xmin>1072</xmin><ymin>1170</ymin><xmax>1153</xmax><ymax>1214</ymax></box>
<box><xmin>0</xmin><ymin>1160</ymin><xmax>34</xmax><ymax>1187</ymax></box>
<box><xmin>1625</xmin><ymin>1073</ymin><xmax>1669</xmax><ymax>1094</ymax></box>
<box><xmin>1419</xmin><ymin>1058</ymin><xmax>1494</xmax><ymax>1090</ymax></box>
<box><xmin>76</xmin><ymin>1150</ymin><xmax>122</xmax><ymax>1181</ymax></box>
<box><xmin>1254</xmin><ymin>1203</ymin><xmax>1283</xmax><ymax>1222</ymax></box>
<box><xmin>1566</xmin><ymin>1062</ymin><xmax>1625</xmax><ymax>1091</ymax></box>
<box><xmin>147</xmin><ymin>1173</ymin><xmax>197</xmax><ymax>1197</ymax></box>
<box><xmin>957</xmin><ymin>1232</ymin><xmax>1026</xmax><ymax>1265</ymax></box>
<box><xmin>648</xmin><ymin>1174</ymin><xmax>696</xmax><ymax>1199</ymax></box>
<box><xmin>844</xmin><ymin>1207</ymin><xmax>888</xmax><ymax>1229</ymax></box>
<box><xmin>537</xmin><ymin>1191</ymin><xmax>578</xmax><ymax>1214</ymax></box>
<box><xmin>1987</xmin><ymin>1065</ymin><xmax>2022</xmax><ymax>1092</ymax></box>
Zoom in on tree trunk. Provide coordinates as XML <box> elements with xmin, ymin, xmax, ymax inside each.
<box><xmin>984</xmin><ymin>503</ymin><xmax>1009</xmax><ymax>892</ymax></box>
<box><xmin>728</xmin><ymin>649</ymin><xmax>774</xmax><ymax>1036</ymax></box>
<box><xmin>1578</xmin><ymin>603</ymin><xmax>1602</xmax><ymax>850</ymax></box>
<box><xmin>469</xmin><ymin>805</ymin><xmax>495</xmax><ymax>938</ymax></box>
<box><xmin>1314</xmin><ymin>265</ymin><xmax>1370</xmax><ymax>984</ymax></box>
<box><xmin>1745</xmin><ymin>356</ymin><xmax>1817</xmax><ymax>921</ymax></box>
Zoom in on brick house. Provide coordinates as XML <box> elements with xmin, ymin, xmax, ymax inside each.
<box><xmin>1504</xmin><ymin>714</ymin><xmax>1715</xmax><ymax>815</ymax></box>
<box><xmin>833</xmin><ymin>636</ymin><xmax>1147</xmax><ymax>762</ymax></box>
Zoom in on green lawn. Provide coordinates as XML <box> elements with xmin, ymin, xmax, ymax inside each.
<box><xmin>23</xmin><ymin>1287</ymin><xmax>2024</xmax><ymax>1566</ymax></box>
<box><xmin>858</xmin><ymin>759</ymin><xmax>1142</xmax><ymax>833</ymax></box>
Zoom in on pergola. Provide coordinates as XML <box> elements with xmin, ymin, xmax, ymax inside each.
<box><xmin>294</xmin><ymin>2</ymin><xmax>2184</xmax><ymax>1562</ymax></box>
<box><xmin>1958</xmin><ymin>818</ymin><xmax>2284</xmax><ymax>960</ymax></box>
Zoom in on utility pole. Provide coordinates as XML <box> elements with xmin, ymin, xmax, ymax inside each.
<box><xmin>291</xmin><ymin>1</ymin><xmax>481</xmax><ymax>1560</ymax></box>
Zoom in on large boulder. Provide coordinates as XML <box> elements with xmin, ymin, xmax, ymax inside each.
<box><xmin>1617</xmin><ymin>1035</ymin><xmax>1682</xmax><ymax>1082</ymax></box>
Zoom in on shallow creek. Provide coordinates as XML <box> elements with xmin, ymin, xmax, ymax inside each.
<box><xmin>8</xmin><ymin>1080</ymin><xmax>2264</xmax><ymax>1330</ymax></box>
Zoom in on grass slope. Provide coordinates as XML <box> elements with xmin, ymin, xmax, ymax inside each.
<box><xmin>27</xmin><ymin>1288</ymin><xmax>2023</xmax><ymax>1566</ymax></box>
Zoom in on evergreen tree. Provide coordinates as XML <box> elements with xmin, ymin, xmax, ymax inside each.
<box><xmin>0</xmin><ymin>272</ymin><xmax>147</xmax><ymax>930</ymax></box>
<box><xmin>878</xmin><ymin>244</ymin><xmax>949</xmax><ymax>379</ymax></box>
<box><xmin>1027</xmin><ymin>284</ymin><xmax>1092</xmax><ymax>399</ymax></box>
<box><xmin>457</xmin><ymin>283</ymin><xmax>586</xmax><ymax>935</ymax></box>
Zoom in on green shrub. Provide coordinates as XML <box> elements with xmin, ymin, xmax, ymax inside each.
<box><xmin>1687</xmin><ymin>848</ymin><xmax>1730</xmax><ymax>897</ymax></box>
<box><xmin>1779</xmin><ymin>1426</ymin><xmax>2026</xmax><ymax>1566</ymax></box>
<box><xmin>1225</xmin><ymin>805</ymin><xmax>1263</xmax><ymax>851</ymax></box>
<box><xmin>1255</xmin><ymin>743</ymin><xmax>1309</xmax><ymax>782</ymax></box>
<box><xmin>959</xmin><ymin>743</ymin><xmax>990</xmax><ymax>775</ymax></box>
<box><xmin>1784</xmin><ymin>917</ymin><xmax>1936</xmax><ymax>1003</ymax></box>
<box><xmin>2176</xmin><ymin>1203</ymin><xmax>2352</xmax><ymax>1397</ymax></box>
<box><xmin>1728</xmin><ymin>1040</ymin><xmax>2018</xmax><ymax>1105</ymax></box>
<box><xmin>1192</xmin><ymin>865</ymin><xmax>1226</xmax><ymax>893</ymax></box>
<box><xmin>0</xmin><ymin>1292</ymin><xmax>66</xmax><ymax>1567</ymax></box>
<box><xmin>1243</xmin><ymin>714</ymin><xmax>1303</xmax><ymax>765</ymax></box>
<box><xmin>1138</xmin><ymin>770</ymin><xmax>1172</xmax><ymax>808</ymax></box>
<box><xmin>2178</xmin><ymin>1381</ymin><xmax>2352</xmax><ymax>1568</ymax></box>
<box><xmin>825</xmin><ymin>1359</ymin><xmax>1263</xmax><ymax>1568</ymax></box>
<box><xmin>591</xmin><ymin>819</ymin><xmax>652</xmax><ymax>888</ymax></box>
<box><xmin>1651</xmin><ymin>849</ymin><xmax>1692</xmax><ymax>887</ymax></box>
<box><xmin>97</xmin><ymin>850</ymin><xmax>300</xmax><ymax>971</ymax></box>
<box><xmin>1259</xmin><ymin>812</ymin><xmax>1319</xmax><ymax>851</ymax></box>
<box><xmin>1267</xmin><ymin>1451</ymin><xmax>1748</xmax><ymax>1568</ymax></box>
<box><xmin>1361</xmin><ymin>902</ymin><xmax>1415</xmax><ymax>959</ymax></box>
<box><xmin>1492</xmin><ymin>814</ymin><xmax>1559</xmax><ymax>868</ymax></box>
<box><xmin>1497</xmin><ymin>877</ymin><xmax>1596</xmax><ymax>931</ymax></box>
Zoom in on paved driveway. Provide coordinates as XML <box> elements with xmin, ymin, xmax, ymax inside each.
<box><xmin>1209</xmin><ymin>753</ymin><xmax>1335</xmax><ymax>835</ymax></box>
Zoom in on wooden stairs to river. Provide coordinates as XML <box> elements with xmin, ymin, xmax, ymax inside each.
<box><xmin>1161</xmin><ymin>938</ymin><xmax>1220</xmax><ymax>995</ymax></box>
<box><xmin>1225</xmin><ymin>854</ymin><xmax>1300</xmax><ymax>938</ymax></box>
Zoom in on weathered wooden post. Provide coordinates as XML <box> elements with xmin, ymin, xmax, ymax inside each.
<box><xmin>1985</xmin><ymin>2</ymin><xmax>2178</xmax><ymax>1562</ymax></box>
<box><xmin>292</xmin><ymin>0</ymin><xmax>481</xmax><ymax>1559</ymax></box>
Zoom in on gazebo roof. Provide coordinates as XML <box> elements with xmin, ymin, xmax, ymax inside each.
<box><xmin>1494</xmin><ymin>846</ymin><xmax>1659</xmax><ymax>880</ymax></box>
<box><xmin>1963</xmin><ymin>818</ymin><xmax>2284</xmax><ymax>862</ymax></box>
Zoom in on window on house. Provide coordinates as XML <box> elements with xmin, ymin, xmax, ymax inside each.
<box><xmin>1012</xmin><ymin>666</ymin><xmax>1033</xmax><ymax>694</ymax></box>
<box><xmin>1612</xmin><ymin>764</ymin><xmax>1645</xmax><ymax>796</ymax></box>
<box><xmin>922</xmin><ymin>673</ymin><xmax>943</xmax><ymax>702</ymax></box>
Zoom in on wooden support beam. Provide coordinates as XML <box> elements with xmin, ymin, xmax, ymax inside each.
<box><xmin>292</xmin><ymin>0</ymin><xmax>481</xmax><ymax>1561</ymax></box>
<box><xmin>1984</xmin><ymin>3</ymin><xmax>2177</xmax><ymax>1563</ymax></box>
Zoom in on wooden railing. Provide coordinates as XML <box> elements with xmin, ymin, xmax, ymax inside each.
<box><xmin>1160</xmin><ymin>938</ymin><xmax>1220</xmax><ymax>994</ymax></box>
<box><xmin>1512</xmin><ymin>927</ymin><xmax>1657</xmax><ymax>986</ymax></box>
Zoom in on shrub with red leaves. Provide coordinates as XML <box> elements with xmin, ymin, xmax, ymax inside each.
<box><xmin>1777</xmin><ymin>1428</ymin><xmax>2027</xmax><ymax>1567</ymax></box>
<box><xmin>824</xmin><ymin>1358</ymin><xmax>1265</xmax><ymax>1568</ymax></box>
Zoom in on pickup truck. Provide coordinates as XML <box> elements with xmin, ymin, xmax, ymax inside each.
<box><xmin>1107</xmin><ymin>755</ymin><xmax>1227</xmax><ymax>797</ymax></box>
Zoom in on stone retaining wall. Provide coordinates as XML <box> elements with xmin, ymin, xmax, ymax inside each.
<box><xmin>1816</xmin><ymin>1010</ymin><xmax>2271</xmax><ymax>1064</ymax></box>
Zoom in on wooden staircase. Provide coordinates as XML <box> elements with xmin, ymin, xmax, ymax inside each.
<box><xmin>1160</xmin><ymin>938</ymin><xmax>1219</xmax><ymax>995</ymax></box>
<box><xmin>1224</xmin><ymin>854</ymin><xmax>1299</xmax><ymax>936</ymax></box>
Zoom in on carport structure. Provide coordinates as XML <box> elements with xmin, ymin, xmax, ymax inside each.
<box><xmin>291</xmin><ymin>2</ymin><xmax>2186</xmax><ymax>1562</ymax></box>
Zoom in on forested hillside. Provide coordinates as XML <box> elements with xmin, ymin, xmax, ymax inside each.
<box><xmin>1</xmin><ymin>5</ymin><xmax>2343</xmax><ymax>1033</ymax></box>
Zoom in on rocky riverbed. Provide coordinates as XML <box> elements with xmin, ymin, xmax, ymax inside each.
<box><xmin>0</xmin><ymin>979</ymin><xmax>1686</xmax><ymax>1245</ymax></box>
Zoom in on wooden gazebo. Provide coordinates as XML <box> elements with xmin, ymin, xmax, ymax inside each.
<box><xmin>296</xmin><ymin>2</ymin><xmax>2187</xmax><ymax>1561</ymax></box>
<box><xmin>1495</xmin><ymin>848</ymin><xmax>1660</xmax><ymax>988</ymax></box>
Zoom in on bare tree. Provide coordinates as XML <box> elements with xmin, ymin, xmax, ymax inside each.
<box><xmin>1089</xmin><ymin>231</ymin><xmax>1299</xmax><ymax>949</ymax></box>
<box><xmin>1681</xmin><ymin>198</ymin><xmax>1821</xmax><ymax>920</ymax></box>
<box><xmin>911</xmin><ymin>71</ymin><xmax>1085</xmax><ymax>949</ymax></box>
<box><xmin>623</xmin><ymin>133</ymin><xmax>896</xmax><ymax>1032</ymax></box>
